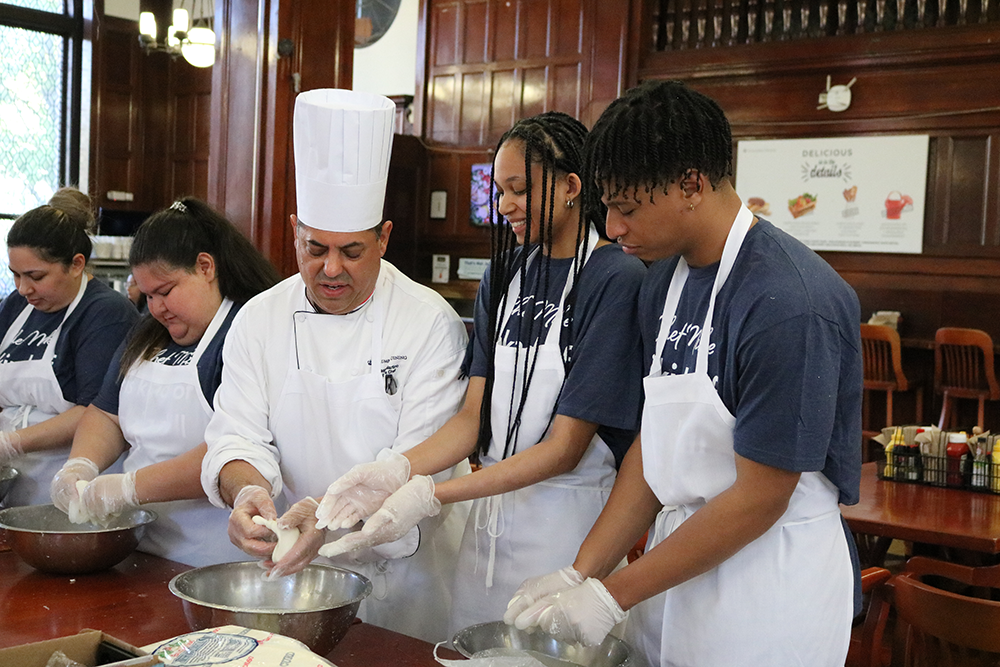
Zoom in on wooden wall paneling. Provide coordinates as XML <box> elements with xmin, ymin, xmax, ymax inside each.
<box><xmin>209</xmin><ymin>0</ymin><xmax>354</xmax><ymax>277</ymax></box>
<box><xmin>168</xmin><ymin>61</ymin><xmax>212</xmax><ymax>201</ymax></box>
<box><xmin>461</xmin><ymin>71</ymin><xmax>487</xmax><ymax>144</ymax></box>
<box><xmin>90</xmin><ymin>15</ymin><xmax>145</xmax><ymax>211</ymax></box>
<box><xmin>463</xmin><ymin>0</ymin><xmax>487</xmax><ymax>63</ymax></box>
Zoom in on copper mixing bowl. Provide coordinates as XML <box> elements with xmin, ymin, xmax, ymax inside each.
<box><xmin>169</xmin><ymin>561</ymin><xmax>372</xmax><ymax>655</ymax></box>
<box><xmin>0</xmin><ymin>503</ymin><xmax>157</xmax><ymax>574</ymax></box>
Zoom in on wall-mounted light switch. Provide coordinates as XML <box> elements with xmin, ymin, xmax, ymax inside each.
<box><xmin>430</xmin><ymin>191</ymin><xmax>447</xmax><ymax>219</ymax></box>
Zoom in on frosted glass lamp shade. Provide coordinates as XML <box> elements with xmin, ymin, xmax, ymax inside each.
<box><xmin>173</xmin><ymin>8</ymin><xmax>190</xmax><ymax>34</ymax></box>
<box><xmin>181</xmin><ymin>27</ymin><xmax>216</xmax><ymax>67</ymax></box>
<box><xmin>139</xmin><ymin>12</ymin><xmax>157</xmax><ymax>40</ymax></box>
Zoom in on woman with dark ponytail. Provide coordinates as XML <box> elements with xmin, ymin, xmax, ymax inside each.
<box><xmin>313</xmin><ymin>111</ymin><xmax>646</xmax><ymax>631</ymax></box>
<box><xmin>0</xmin><ymin>188</ymin><xmax>139</xmax><ymax>506</ymax></box>
<box><xmin>51</xmin><ymin>197</ymin><xmax>280</xmax><ymax>566</ymax></box>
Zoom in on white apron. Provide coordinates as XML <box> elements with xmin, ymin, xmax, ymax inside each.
<box><xmin>271</xmin><ymin>288</ymin><xmax>461</xmax><ymax>643</ymax></box>
<box><xmin>625</xmin><ymin>206</ymin><xmax>853</xmax><ymax>667</ymax></box>
<box><xmin>450</xmin><ymin>227</ymin><xmax>617</xmax><ymax>633</ymax></box>
<box><xmin>0</xmin><ymin>276</ymin><xmax>102</xmax><ymax>506</ymax></box>
<box><xmin>118</xmin><ymin>298</ymin><xmax>247</xmax><ymax>567</ymax></box>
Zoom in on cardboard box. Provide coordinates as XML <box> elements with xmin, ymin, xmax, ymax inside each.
<box><xmin>0</xmin><ymin>629</ymin><xmax>156</xmax><ymax>667</ymax></box>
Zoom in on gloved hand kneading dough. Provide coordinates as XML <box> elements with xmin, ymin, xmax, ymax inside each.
<box><xmin>0</xmin><ymin>430</ymin><xmax>22</xmax><ymax>465</ymax></box>
<box><xmin>319</xmin><ymin>475</ymin><xmax>439</xmax><ymax>558</ymax></box>
<box><xmin>314</xmin><ymin>448</ymin><xmax>410</xmax><ymax>530</ymax></box>
<box><xmin>503</xmin><ymin>566</ymin><xmax>585</xmax><ymax>625</ymax></box>
<box><xmin>80</xmin><ymin>471</ymin><xmax>139</xmax><ymax>524</ymax></box>
<box><xmin>50</xmin><ymin>457</ymin><xmax>99</xmax><ymax>518</ymax></box>
<box><xmin>229</xmin><ymin>484</ymin><xmax>279</xmax><ymax>559</ymax></box>
<box><xmin>514</xmin><ymin>578</ymin><xmax>626</xmax><ymax>647</ymax></box>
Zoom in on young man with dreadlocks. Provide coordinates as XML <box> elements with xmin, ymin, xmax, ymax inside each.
<box><xmin>313</xmin><ymin>111</ymin><xmax>646</xmax><ymax>634</ymax></box>
<box><xmin>508</xmin><ymin>81</ymin><xmax>863</xmax><ymax>666</ymax></box>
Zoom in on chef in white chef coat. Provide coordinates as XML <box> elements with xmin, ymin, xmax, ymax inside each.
<box><xmin>201</xmin><ymin>89</ymin><xmax>471</xmax><ymax>643</ymax></box>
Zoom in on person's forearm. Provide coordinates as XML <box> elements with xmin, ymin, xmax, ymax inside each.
<box><xmin>404</xmin><ymin>377</ymin><xmax>485</xmax><ymax>477</ymax></box>
<box><xmin>218</xmin><ymin>459</ymin><xmax>272</xmax><ymax>508</ymax></box>
<box><xmin>601</xmin><ymin>453</ymin><xmax>800</xmax><ymax>611</ymax></box>
<box><xmin>16</xmin><ymin>404</ymin><xmax>88</xmax><ymax>453</ymax></box>
<box><xmin>573</xmin><ymin>439</ymin><xmax>661</xmax><ymax>580</ymax></box>
<box><xmin>135</xmin><ymin>443</ymin><xmax>210</xmax><ymax>503</ymax></box>
<box><xmin>434</xmin><ymin>413</ymin><xmax>598</xmax><ymax>505</ymax></box>
<box><xmin>67</xmin><ymin>405</ymin><xmax>129</xmax><ymax>470</ymax></box>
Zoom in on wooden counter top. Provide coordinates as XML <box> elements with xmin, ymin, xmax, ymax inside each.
<box><xmin>0</xmin><ymin>547</ymin><xmax>458</xmax><ymax>665</ymax></box>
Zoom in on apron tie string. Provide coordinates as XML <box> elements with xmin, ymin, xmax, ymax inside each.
<box><xmin>474</xmin><ymin>493</ymin><xmax>506</xmax><ymax>589</ymax></box>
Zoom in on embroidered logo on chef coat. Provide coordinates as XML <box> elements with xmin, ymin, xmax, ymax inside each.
<box><xmin>369</xmin><ymin>356</ymin><xmax>407</xmax><ymax>395</ymax></box>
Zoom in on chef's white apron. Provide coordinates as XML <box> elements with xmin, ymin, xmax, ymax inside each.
<box><xmin>0</xmin><ymin>275</ymin><xmax>102</xmax><ymax>506</ymax></box>
<box><xmin>625</xmin><ymin>206</ymin><xmax>853</xmax><ymax>667</ymax></box>
<box><xmin>118</xmin><ymin>298</ymin><xmax>247</xmax><ymax>567</ymax></box>
<box><xmin>270</xmin><ymin>288</ymin><xmax>460</xmax><ymax>642</ymax></box>
<box><xmin>450</xmin><ymin>227</ymin><xmax>617</xmax><ymax>633</ymax></box>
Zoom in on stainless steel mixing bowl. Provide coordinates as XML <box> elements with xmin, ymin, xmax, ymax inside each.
<box><xmin>0</xmin><ymin>466</ymin><xmax>17</xmax><ymax>504</ymax></box>
<box><xmin>0</xmin><ymin>503</ymin><xmax>157</xmax><ymax>574</ymax></box>
<box><xmin>169</xmin><ymin>561</ymin><xmax>372</xmax><ymax>656</ymax></box>
<box><xmin>453</xmin><ymin>621</ymin><xmax>633</xmax><ymax>667</ymax></box>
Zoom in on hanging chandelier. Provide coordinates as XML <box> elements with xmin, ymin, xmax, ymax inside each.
<box><xmin>138</xmin><ymin>0</ymin><xmax>216</xmax><ymax>68</ymax></box>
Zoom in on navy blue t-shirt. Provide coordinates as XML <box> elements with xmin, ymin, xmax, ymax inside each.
<box><xmin>93</xmin><ymin>302</ymin><xmax>241</xmax><ymax>415</ymax></box>
<box><xmin>638</xmin><ymin>219</ymin><xmax>862</xmax><ymax>505</ymax></box>
<box><xmin>469</xmin><ymin>243</ymin><xmax>646</xmax><ymax>467</ymax></box>
<box><xmin>0</xmin><ymin>279</ymin><xmax>140</xmax><ymax>405</ymax></box>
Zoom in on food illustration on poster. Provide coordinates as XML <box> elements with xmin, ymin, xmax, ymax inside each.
<box><xmin>735</xmin><ymin>135</ymin><xmax>929</xmax><ymax>254</ymax></box>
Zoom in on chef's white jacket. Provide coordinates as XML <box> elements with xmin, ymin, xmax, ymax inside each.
<box><xmin>201</xmin><ymin>261</ymin><xmax>470</xmax><ymax>642</ymax></box>
<box><xmin>202</xmin><ymin>261</ymin><xmax>468</xmax><ymax>501</ymax></box>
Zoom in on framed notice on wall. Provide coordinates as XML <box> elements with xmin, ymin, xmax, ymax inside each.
<box><xmin>735</xmin><ymin>135</ymin><xmax>929</xmax><ymax>254</ymax></box>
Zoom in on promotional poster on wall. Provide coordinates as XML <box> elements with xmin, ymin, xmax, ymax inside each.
<box><xmin>735</xmin><ymin>135</ymin><xmax>929</xmax><ymax>254</ymax></box>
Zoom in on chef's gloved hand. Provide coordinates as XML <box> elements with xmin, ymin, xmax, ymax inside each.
<box><xmin>263</xmin><ymin>497</ymin><xmax>325</xmax><ymax>579</ymax></box>
<box><xmin>515</xmin><ymin>578</ymin><xmax>626</xmax><ymax>647</ymax></box>
<box><xmin>315</xmin><ymin>448</ymin><xmax>411</xmax><ymax>530</ymax></box>
<box><xmin>50</xmin><ymin>457</ymin><xmax>100</xmax><ymax>514</ymax></box>
<box><xmin>79</xmin><ymin>471</ymin><xmax>139</xmax><ymax>524</ymax></box>
<box><xmin>0</xmin><ymin>430</ymin><xmax>22</xmax><ymax>465</ymax></box>
<box><xmin>503</xmin><ymin>566</ymin><xmax>586</xmax><ymax>625</ymax></box>
<box><xmin>228</xmin><ymin>484</ymin><xmax>278</xmax><ymax>560</ymax></box>
<box><xmin>319</xmin><ymin>475</ymin><xmax>439</xmax><ymax>558</ymax></box>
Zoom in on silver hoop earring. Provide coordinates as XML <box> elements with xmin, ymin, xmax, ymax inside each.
<box><xmin>566</xmin><ymin>199</ymin><xmax>575</xmax><ymax>209</ymax></box>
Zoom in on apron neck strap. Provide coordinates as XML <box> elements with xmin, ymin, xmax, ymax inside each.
<box><xmin>651</xmin><ymin>204</ymin><xmax>754</xmax><ymax>376</ymax></box>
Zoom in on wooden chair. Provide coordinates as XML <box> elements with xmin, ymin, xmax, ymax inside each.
<box><xmin>847</xmin><ymin>567</ymin><xmax>894</xmax><ymax>667</ymax></box>
<box><xmin>892</xmin><ymin>556</ymin><xmax>1000</xmax><ymax>665</ymax></box>
<box><xmin>934</xmin><ymin>327</ymin><xmax>1000</xmax><ymax>430</ymax></box>
<box><xmin>860</xmin><ymin>324</ymin><xmax>923</xmax><ymax>443</ymax></box>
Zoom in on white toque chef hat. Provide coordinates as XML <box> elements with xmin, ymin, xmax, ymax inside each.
<box><xmin>293</xmin><ymin>89</ymin><xmax>396</xmax><ymax>233</ymax></box>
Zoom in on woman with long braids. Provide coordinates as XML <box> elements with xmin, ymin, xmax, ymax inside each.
<box><xmin>312</xmin><ymin>111</ymin><xmax>646</xmax><ymax>631</ymax></box>
<box><xmin>51</xmin><ymin>198</ymin><xmax>280</xmax><ymax>566</ymax></box>
<box><xmin>0</xmin><ymin>188</ymin><xmax>139</xmax><ymax>506</ymax></box>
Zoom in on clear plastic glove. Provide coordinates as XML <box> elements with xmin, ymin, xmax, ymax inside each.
<box><xmin>50</xmin><ymin>457</ymin><xmax>100</xmax><ymax>514</ymax></box>
<box><xmin>0</xmin><ymin>430</ymin><xmax>22</xmax><ymax>465</ymax></box>
<box><xmin>315</xmin><ymin>448</ymin><xmax>411</xmax><ymax>530</ymax></box>
<box><xmin>319</xmin><ymin>475</ymin><xmax>440</xmax><ymax>558</ymax></box>
<box><xmin>503</xmin><ymin>566</ymin><xmax>585</xmax><ymax>625</ymax></box>
<box><xmin>79</xmin><ymin>472</ymin><xmax>139</xmax><ymax>525</ymax></box>
<box><xmin>262</xmin><ymin>497</ymin><xmax>327</xmax><ymax>579</ymax></box>
<box><xmin>515</xmin><ymin>578</ymin><xmax>626</xmax><ymax>646</ymax></box>
<box><xmin>228</xmin><ymin>484</ymin><xmax>278</xmax><ymax>560</ymax></box>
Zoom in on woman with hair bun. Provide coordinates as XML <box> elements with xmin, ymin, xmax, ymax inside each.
<box><xmin>51</xmin><ymin>197</ymin><xmax>280</xmax><ymax>566</ymax></box>
<box><xmin>0</xmin><ymin>188</ymin><xmax>140</xmax><ymax>506</ymax></box>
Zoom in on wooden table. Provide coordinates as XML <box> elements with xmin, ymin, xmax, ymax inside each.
<box><xmin>842</xmin><ymin>462</ymin><xmax>1000</xmax><ymax>565</ymax></box>
<box><xmin>0</xmin><ymin>546</ymin><xmax>458</xmax><ymax>665</ymax></box>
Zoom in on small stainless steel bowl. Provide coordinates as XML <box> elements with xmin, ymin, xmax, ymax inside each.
<box><xmin>0</xmin><ymin>466</ymin><xmax>18</xmax><ymax>504</ymax></box>
<box><xmin>169</xmin><ymin>561</ymin><xmax>372</xmax><ymax>655</ymax></box>
<box><xmin>0</xmin><ymin>503</ymin><xmax>157</xmax><ymax>574</ymax></box>
<box><xmin>453</xmin><ymin>621</ymin><xmax>633</xmax><ymax>667</ymax></box>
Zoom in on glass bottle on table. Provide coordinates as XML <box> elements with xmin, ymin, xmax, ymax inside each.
<box><xmin>946</xmin><ymin>431</ymin><xmax>969</xmax><ymax>488</ymax></box>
